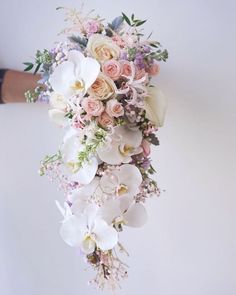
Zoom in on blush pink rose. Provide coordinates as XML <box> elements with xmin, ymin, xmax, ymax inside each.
<box><xmin>147</xmin><ymin>62</ymin><xmax>160</xmax><ymax>76</ymax></box>
<box><xmin>82</xmin><ymin>96</ymin><xmax>104</xmax><ymax>116</ymax></box>
<box><xmin>102</xmin><ymin>59</ymin><xmax>122</xmax><ymax>81</ymax></box>
<box><xmin>98</xmin><ymin>111</ymin><xmax>114</xmax><ymax>128</ymax></box>
<box><xmin>135</xmin><ymin>67</ymin><xmax>146</xmax><ymax>80</ymax></box>
<box><xmin>121</xmin><ymin>60</ymin><xmax>132</xmax><ymax>77</ymax></box>
<box><xmin>141</xmin><ymin>139</ymin><xmax>151</xmax><ymax>157</ymax></box>
<box><xmin>106</xmin><ymin>99</ymin><xmax>124</xmax><ymax>118</ymax></box>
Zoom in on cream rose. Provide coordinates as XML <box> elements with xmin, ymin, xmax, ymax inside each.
<box><xmin>106</xmin><ymin>99</ymin><xmax>124</xmax><ymax>118</ymax></box>
<box><xmin>102</xmin><ymin>59</ymin><xmax>122</xmax><ymax>81</ymax></box>
<box><xmin>81</xmin><ymin>96</ymin><xmax>104</xmax><ymax>116</ymax></box>
<box><xmin>87</xmin><ymin>34</ymin><xmax>120</xmax><ymax>62</ymax></box>
<box><xmin>88</xmin><ymin>73</ymin><xmax>117</xmax><ymax>100</ymax></box>
<box><xmin>98</xmin><ymin>111</ymin><xmax>114</xmax><ymax>128</ymax></box>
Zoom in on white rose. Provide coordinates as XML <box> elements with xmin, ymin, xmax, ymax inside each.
<box><xmin>49</xmin><ymin>92</ymin><xmax>67</xmax><ymax>110</ymax></box>
<box><xmin>87</xmin><ymin>34</ymin><xmax>120</xmax><ymax>62</ymax></box>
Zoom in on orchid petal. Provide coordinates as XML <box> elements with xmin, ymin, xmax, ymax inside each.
<box><xmin>80</xmin><ymin>57</ymin><xmax>100</xmax><ymax>91</ymax></box>
<box><xmin>93</xmin><ymin>218</ymin><xmax>118</xmax><ymax>251</ymax></box>
<box><xmin>49</xmin><ymin>61</ymin><xmax>75</xmax><ymax>97</ymax></box>
<box><xmin>48</xmin><ymin>109</ymin><xmax>67</xmax><ymax>127</ymax></box>
<box><xmin>67</xmin><ymin>50</ymin><xmax>84</xmax><ymax>77</ymax></box>
<box><xmin>70</xmin><ymin>156</ymin><xmax>98</xmax><ymax>185</ymax></box>
<box><xmin>69</xmin><ymin>177</ymin><xmax>100</xmax><ymax>203</ymax></box>
<box><xmin>60</xmin><ymin>215</ymin><xmax>86</xmax><ymax>247</ymax></box>
<box><xmin>123</xmin><ymin>203</ymin><xmax>148</xmax><ymax>228</ymax></box>
<box><xmin>100</xmin><ymin>199</ymin><xmax>121</xmax><ymax>225</ymax></box>
<box><xmin>116</xmin><ymin>164</ymin><xmax>143</xmax><ymax>197</ymax></box>
<box><xmin>81</xmin><ymin>238</ymin><xmax>96</xmax><ymax>254</ymax></box>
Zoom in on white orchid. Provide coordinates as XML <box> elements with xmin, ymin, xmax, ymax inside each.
<box><xmin>97</xmin><ymin>126</ymin><xmax>143</xmax><ymax>165</ymax></box>
<box><xmin>143</xmin><ymin>86</ymin><xmax>167</xmax><ymax>127</ymax></box>
<box><xmin>48</xmin><ymin>109</ymin><xmax>68</xmax><ymax>127</ymax></box>
<box><xmin>58</xmin><ymin>203</ymin><xmax>118</xmax><ymax>254</ymax></box>
<box><xmin>49</xmin><ymin>50</ymin><xmax>100</xmax><ymax>99</ymax></box>
<box><xmin>99</xmin><ymin>164</ymin><xmax>143</xmax><ymax>198</ymax></box>
<box><xmin>61</xmin><ymin>129</ymin><xmax>98</xmax><ymax>185</ymax></box>
<box><xmin>101</xmin><ymin>197</ymin><xmax>147</xmax><ymax>229</ymax></box>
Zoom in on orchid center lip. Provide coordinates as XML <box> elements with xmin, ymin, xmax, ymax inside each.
<box><xmin>118</xmin><ymin>144</ymin><xmax>135</xmax><ymax>156</ymax></box>
<box><xmin>84</xmin><ymin>233</ymin><xmax>96</xmax><ymax>242</ymax></box>
<box><xmin>116</xmin><ymin>183</ymin><xmax>128</xmax><ymax>196</ymax></box>
<box><xmin>71</xmin><ymin>79</ymin><xmax>85</xmax><ymax>92</ymax></box>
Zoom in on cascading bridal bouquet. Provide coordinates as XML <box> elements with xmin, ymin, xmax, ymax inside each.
<box><xmin>25</xmin><ymin>7</ymin><xmax>168</xmax><ymax>290</ymax></box>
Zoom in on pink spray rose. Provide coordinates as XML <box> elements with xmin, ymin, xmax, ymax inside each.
<box><xmin>106</xmin><ymin>99</ymin><xmax>124</xmax><ymax>118</ymax></box>
<box><xmin>112</xmin><ymin>34</ymin><xmax>126</xmax><ymax>48</ymax></box>
<box><xmin>98</xmin><ymin>111</ymin><xmax>114</xmax><ymax>128</ymax></box>
<box><xmin>141</xmin><ymin>139</ymin><xmax>151</xmax><ymax>157</ymax></box>
<box><xmin>135</xmin><ymin>67</ymin><xmax>146</xmax><ymax>80</ymax></box>
<box><xmin>121</xmin><ymin>60</ymin><xmax>132</xmax><ymax>77</ymax></box>
<box><xmin>82</xmin><ymin>96</ymin><xmax>104</xmax><ymax>116</ymax></box>
<box><xmin>147</xmin><ymin>62</ymin><xmax>160</xmax><ymax>76</ymax></box>
<box><xmin>84</xmin><ymin>20</ymin><xmax>101</xmax><ymax>36</ymax></box>
<box><xmin>102</xmin><ymin>59</ymin><xmax>122</xmax><ymax>81</ymax></box>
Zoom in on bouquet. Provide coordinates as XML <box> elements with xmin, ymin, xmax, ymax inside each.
<box><xmin>25</xmin><ymin>6</ymin><xmax>168</xmax><ymax>290</ymax></box>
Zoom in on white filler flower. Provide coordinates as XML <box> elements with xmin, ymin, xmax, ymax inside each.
<box><xmin>59</xmin><ymin>203</ymin><xmax>118</xmax><ymax>254</ymax></box>
<box><xmin>49</xmin><ymin>50</ymin><xmax>100</xmax><ymax>99</ymax></box>
<box><xmin>97</xmin><ymin>126</ymin><xmax>142</xmax><ymax>165</ymax></box>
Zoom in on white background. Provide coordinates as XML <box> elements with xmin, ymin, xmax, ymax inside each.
<box><xmin>0</xmin><ymin>0</ymin><xmax>235</xmax><ymax>294</ymax></box>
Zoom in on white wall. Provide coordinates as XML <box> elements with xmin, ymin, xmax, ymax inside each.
<box><xmin>0</xmin><ymin>1</ymin><xmax>235</xmax><ymax>294</ymax></box>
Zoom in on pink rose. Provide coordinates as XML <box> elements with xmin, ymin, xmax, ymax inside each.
<box><xmin>82</xmin><ymin>96</ymin><xmax>104</xmax><ymax>116</ymax></box>
<box><xmin>141</xmin><ymin>139</ymin><xmax>151</xmax><ymax>157</ymax></box>
<box><xmin>98</xmin><ymin>111</ymin><xmax>114</xmax><ymax>128</ymax></box>
<box><xmin>106</xmin><ymin>99</ymin><xmax>124</xmax><ymax>118</ymax></box>
<box><xmin>135</xmin><ymin>67</ymin><xmax>146</xmax><ymax>80</ymax></box>
<box><xmin>121</xmin><ymin>60</ymin><xmax>132</xmax><ymax>77</ymax></box>
<box><xmin>102</xmin><ymin>59</ymin><xmax>122</xmax><ymax>81</ymax></box>
<box><xmin>147</xmin><ymin>62</ymin><xmax>160</xmax><ymax>76</ymax></box>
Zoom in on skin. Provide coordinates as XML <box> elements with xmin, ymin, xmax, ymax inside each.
<box><xmin>1</xmin><ymin>70</ymin><xmax>40</xmax><ymax>103</ymax></box>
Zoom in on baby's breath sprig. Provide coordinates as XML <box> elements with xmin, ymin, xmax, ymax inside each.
<box><xmin>39</xmin><ymin>151</ymin><xmax>62</xmax><ymax>176</ymax></box>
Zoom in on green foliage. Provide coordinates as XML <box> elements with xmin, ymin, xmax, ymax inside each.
<box><xmin>24</xmin><ymin>49</ymin><xmax>52</xmax><ymax>74</ymax></box>
<box><xmin>122</xmin><ymin>12</ymin><xmax>147</xmax><ymax>27</ymax></box>
<box><xmin>39</xmin><ymin>151</ymin><xmax>62</xmax><ymax>176</ymax></box>
<box><xmin>76</xmin><ymin>128</ymin><xmax>107</xmax><ymax>170</ymax></box>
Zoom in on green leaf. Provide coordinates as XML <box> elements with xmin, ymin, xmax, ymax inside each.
<box><xmin>131</xmin><ymin>13</ymin><xmax>135</xmax><ymax>20</ymax></box>
<box><xmin>135</xmin><ymin>20</ymin><xmax>147</xmax><ymax>27</ymax></box>
<box><xmin>33</xmin><ymin>63</ymin><xmax>41</xmax><ymax>75</ymax></box>
<box><xmin>23</xmin><ymin>63</ymin><xmax>34</xmax><ymax>72</ymax></box>
<box><xmin>122</xmin><ymin>12</ymin><xmax>131</xmax><ymax>26</ymax></box>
